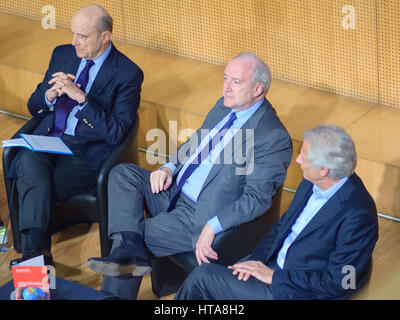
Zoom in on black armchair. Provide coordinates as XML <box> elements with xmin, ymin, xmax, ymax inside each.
<box><xmin>2</xmin><ymin>116</ymin><xmax>138</xmax><ymax>258</ymax></box>
<box><xmin>150</xmin><ymin>186</ymin><xmax>283</xmax><ymax>297</ymax></box>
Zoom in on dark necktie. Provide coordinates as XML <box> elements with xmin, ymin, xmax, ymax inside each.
<box><xmin>167</xmin><ymin>112</ymin><xmax>237</xmax><ymax>211</ymax></box>
<box><xmin>48</xmin><ymin>59</ymin><xmax>95</xmax><ymax>137</ymax></box>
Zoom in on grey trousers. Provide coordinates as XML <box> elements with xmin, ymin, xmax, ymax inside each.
<box><xmin>102</xmin><ymin>163</ymin><xmax>197</xmax><ymax>299</ymax></box>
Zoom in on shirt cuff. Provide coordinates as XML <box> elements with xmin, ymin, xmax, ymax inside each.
<box><xmin>207</xmin><ymin>216</ymin><xmax>223</xmax><ymax>234</ymax></box>
<box><xmin>161</xmin><ymin>162</ymin><xmax>176</xmax><ymax>174</ymax></box>
<box><xmin>44</xmin><ymin>90</ymin><xmax>57</xmax><ymax>107</ymax></box>
<box><xmin>78</xmin><ymin>102</ymin><xmax>88</xmax><ymax>110</ymax></box>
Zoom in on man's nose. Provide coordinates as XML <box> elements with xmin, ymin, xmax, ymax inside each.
<box><xmin>72</xmin><ymin>35</ymin><xmax>79</xmax><ymax>46</ymax></box>
<box><xmin>224</xmin><ymin>80</ymin><xmax>232</xmax><ymax>92</ymax></box>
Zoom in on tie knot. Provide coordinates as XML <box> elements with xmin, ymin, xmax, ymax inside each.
<box><xmin>225</xmin><ymin>112</ymin><xmax>237</xmax><ymax>127</ymax></box>
<box><xmin>84</xmin><ymin>59</ymin><xmax>95</xmax><ymax>69</ymax></box>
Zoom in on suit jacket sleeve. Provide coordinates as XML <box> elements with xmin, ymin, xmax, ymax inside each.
<box><xmin>27</xmin><ymin>48</ymin><xmax>58</xmax><ymax>117</ymax></box>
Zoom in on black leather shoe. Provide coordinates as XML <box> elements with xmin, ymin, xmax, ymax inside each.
<box><xmin>9</xmin><ymin>250</ymin><xmax>55</xmax><ymax>270</ymax></box>
<box><xmin>87</xmin><ymin>255</ymin><xmax>151</xmax><ymax>277</ymax></box>
<box><xmin>87</xmin><ymin>231</ymin><xmax>151</xmax><ymax>277</ymax></box>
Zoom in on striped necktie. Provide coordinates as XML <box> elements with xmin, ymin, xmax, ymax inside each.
<box><xmin>167</xmin><ymin>112</ymin><xmax>237</xmax><ymax>211</ymax></box>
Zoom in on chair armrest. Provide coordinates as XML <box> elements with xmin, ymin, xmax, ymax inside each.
<box><xmin>96</xmin><ymin>117</ymin><xmax>139</xmax><ymax>198</ymax></box>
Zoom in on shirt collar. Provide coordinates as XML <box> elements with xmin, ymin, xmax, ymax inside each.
<box><xmin>232</xmin><ymin>99</ymin><xmax>264</xmax><ymax>120</ymax></box>
<box><xmin>312</xmin><ymin>176</ymin><xmax>348</xmax><ymax>200</ymax></box>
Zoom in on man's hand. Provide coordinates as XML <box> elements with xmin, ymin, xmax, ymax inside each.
<box><xmin>47</xmin><ymin>72</ymin><xmax>86</xmax><ymax>104</ymax></box>
<box><xmin>228</xmin><ymin>260</ymin><xmax>274</xmax><ymax>285</ymax></box>
<box><xmin>45</xmin><ymin>73</ymin><xmax>75</xmax><ymax>103</ymax></box>
<box><xmin>150</xmin><ymin>167</ymin><xmax>173</xmax><ymax>193</ymax></box>
<box><xmin>195</xmin><ymin>223</ymin><xmax>218</xmax><ymax>265</ymax></box>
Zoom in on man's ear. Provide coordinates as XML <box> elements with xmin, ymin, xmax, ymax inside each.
<box><xmin>320</xmin><ymin>167</ymin><xmax>330</xmax><ymax>178</ymax></box>
<box><xmin>253</xmin><ymin>82</ymin><xmax>264</xmax><ymax>98</ymax></box>
<box><xmin>101</xmin><ymin>31</ymin><xmax>111</xmax><ymax>43</ymax></box>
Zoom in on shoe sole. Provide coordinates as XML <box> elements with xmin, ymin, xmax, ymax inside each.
<box><xmin>87</xmin><ymin>260</ymin><xmax>152</xmax><ymax>277</ymax></box>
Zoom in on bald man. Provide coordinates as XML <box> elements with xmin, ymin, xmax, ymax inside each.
<box><xmin>7</xmin><ymin>4</ymin><xmax>143</xmax><ymax>268</ymax></box>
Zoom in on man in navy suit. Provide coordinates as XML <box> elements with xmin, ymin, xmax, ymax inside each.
<box><xmin>175</xmin><ymin>125</ymin><xmax>379</xmax><ymax>300</ymax></box>
<box><xmin>9</xmin><ymin>4</ymin><xmax>143</xmax><ymax>267</ymax></box>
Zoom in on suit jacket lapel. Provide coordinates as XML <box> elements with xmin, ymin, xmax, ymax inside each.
<box><xmin>65</xmin><ymin>55</ymin><xmax>81</xmax><ymax>76</ymax></box>
<box><xmin>87</xmin><ymin>45</ymin><xmax>116</xmax><ymax>101</ymax></box>
<box><xmin>267</xmin><ymin>181</ymin><xmax>313</xmax><ymax>257</ymax></box>
<box><xmin>293</xmin><ymin>176</ymin><xmax>354</xmax><ymax>243</ymax></box>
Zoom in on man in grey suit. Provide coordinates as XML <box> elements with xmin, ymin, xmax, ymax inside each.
<box><xmin>87</xmin><ymin>52</ymin><xmax>293</xmax><ymax>299</ymax></box>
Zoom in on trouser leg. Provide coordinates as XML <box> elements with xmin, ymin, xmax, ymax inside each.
<box><xmin>15</xmin><ymin>135</ymin><xmax>96</xmax><ymax>254</ymax></box>
<box><xmin>106</xmin><ymin>163</ymin><xmax>173</xmax><ymax>238</ymax></box>
<box><xmin>15</xmin><ymin>149</ymin><xmax>54</xmax><ymax>233</ymax></box>
<box><xmin>144</xmin><ymin>193</ymin><xmax>197</xmax><ymax>256</ymax></box>
<box><xmin>174</xmin><ymin>263</ymin><xmax>274</xmax><ymax>300</ymax></box>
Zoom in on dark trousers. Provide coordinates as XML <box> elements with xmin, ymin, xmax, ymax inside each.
<box><xmin>15</xmin><ymin>134</ymin><xmax>97</xmax><ymax>253</ymax></box>
<box><xmin>174</xmin><ymin>262</ymin><xmax>274</xmax><ymax>300</ymax></box>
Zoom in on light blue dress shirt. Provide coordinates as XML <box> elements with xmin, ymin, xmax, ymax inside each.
<box><xmin>276</xmin><ymin>176</ymin><xmax>348</xmax><ymax>269</ymax></box>
<box><xmin>45</xmin><ymin>42</ymin><xmax>112</xmax><ymax>135</ymax></box>
<box><xmin>163</xmin><ymin>99</ymin><xmax>263</xmax><ymax>234</ymax></box>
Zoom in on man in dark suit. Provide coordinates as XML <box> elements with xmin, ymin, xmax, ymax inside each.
<box><xmin>87</xmin><ymin>52</ymin><xmax>293</xmax><ymax>299</ymax></box>
<box><xmin>175</xmin><ymin>125</ymin><xmax>379</xmax><ymax>300</ymax></box>
<box><xmin>8</xmin><ymin>4</ymin><xmax>143</xmax><ymax>267</ymax></box>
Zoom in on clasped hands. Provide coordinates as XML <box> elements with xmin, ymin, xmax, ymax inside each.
<box><xmin>46</xmin><ymin>72</ymin><xmax>86</xmax><ymax>104</ymax></box>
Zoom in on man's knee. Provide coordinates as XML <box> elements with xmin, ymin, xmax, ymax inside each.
<box><xmin>190</xmin><ymin>264</ymin><xmax>222</xmax><ymax>283</ymax></box>
<box><xmin>178</xmin><ymin>264</ymin><xmax>222</xmax><ymax>297</ymax></box>
<box><xmin>109</xmin><ymin>163</ymin><xmax>134</xmax><ymax>181</ymax></box>
<box><xmin>109</xmin><ymin>163</ymin><xmax>145</xmax><ymax>186</ymax></box>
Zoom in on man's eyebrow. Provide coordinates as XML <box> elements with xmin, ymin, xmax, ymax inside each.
<box><xmin>223</xmin><ymin>74</ymin><xmax>241</xmax><ymax>81</ymax></box>
<box><xmin>71</xmin><ymin>30</ymin><xmax>88</xmax><ymax>37</ymax></box>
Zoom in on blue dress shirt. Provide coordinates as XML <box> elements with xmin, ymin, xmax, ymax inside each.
<box><xmin>45</xmin><ymin>42</ymin><xmax>112</xmax><ymax>135</ymax></box>
<box><xmin>163</xmin><ymin>99</ymin><xmax>263</xmax><ymax>233</ymax></box>
<box><xmin>276</xmin><ymin>176</ymin><xmax>348</xmax><ymax>269</ymax></box>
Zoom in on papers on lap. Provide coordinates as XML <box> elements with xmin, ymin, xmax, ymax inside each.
<box><xmin>1</xmin><ymin>133</ymin><xmax>74</xmax><ymax>155</ymax></box>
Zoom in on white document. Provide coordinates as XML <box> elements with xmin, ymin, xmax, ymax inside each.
<box><xmin>1</xmin><ymin>134</ymin><xmax>74</xmax><ymax>155</ymax></box>
<box><xmin>16</xmin><ymin>255</ymin><xmax>45</xmax><ymax>267</ymax></box>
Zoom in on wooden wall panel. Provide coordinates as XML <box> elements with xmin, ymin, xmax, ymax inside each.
<box><xmin>377</xmin><ymin>2</ymin><xmax>400</xmax><ymax>108</ymax></box>
<box><xmin>0</xmin><ymin>0</ymin><xmax>397</xmax><ymax>108</ymax></box>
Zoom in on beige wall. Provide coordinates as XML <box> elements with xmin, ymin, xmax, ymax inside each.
<box><xmin>0</xmin><ymin>0</ymin><xmax>399</xmax><ymax>108</ymax></box>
